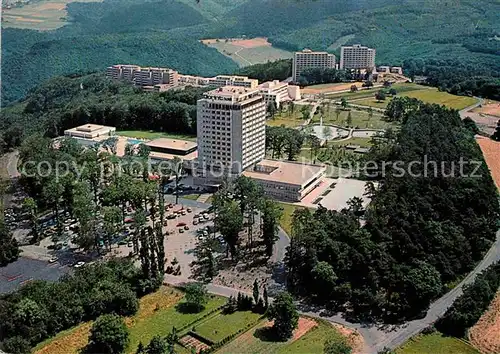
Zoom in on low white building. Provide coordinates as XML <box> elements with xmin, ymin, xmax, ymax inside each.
<box><xmin>243</xmin><ymin>159</ymin><xmax>325</xmax><ymax>202</ymax></box>
<box><xmin>64</xmin><ymin>124</ymin><xmax>116</xmax><ymax>146</ymax></box>
<box><xmin>258</xmin><ymin>80</ymin><xmax>301</xmax><ymax>109</ymax></box>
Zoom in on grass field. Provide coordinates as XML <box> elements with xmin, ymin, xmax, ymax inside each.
<box><xmin>325</xmin><ymin>83</ymin><xmax>429</xmax><ymax>101</ymax></box>
<box><xmin>34</xmin><ymin>287</ymin><xmax>225</xmax><ymax>354</ymax></box>
<box><xmin>396</xmin><ymin>333</ymin><xmax>479</xmax><ymax>354</ymax></box>
<box><xmin>194</xmin><ymin>311</ymin><xmax>263</xmax><ymax>343</ymax></box>
<box><xmin>2</xmin><ymin>0</ymin><xmax>102</xmax><ymax>30</ymax></box>
<box><xmin>267</xmin><ymin>110</ymin><xmax>305</xmax><ymax>128</ymax></box>
<box><xmin>181</xmin><ymin>193</ymin><xmax>201</xmax><ymax>201</ymax></box>
<box><xmin>277</xmin><ymin>202</ymin><xmax>308</xmax><ymax>236</ymax></box>
<box><xmin>311</xmin><ymin>107</ymin><xmax>393</xmax><ymax>130</ymax></box>
<box><xmin>216</xmin><ymin>319</ymin><xmax>346</xmax><ymax>354</ymax></box>
<box><xmin>117</xmin><ymin>130</ymin><xmax>197</xmax><ymax>141</ymax></box>
<box><xmin>354</xmin><ymin>87</ymin><xmax>478</xmax><ymax>111</ymax></box>
<box><xmin>329</xmin><ymin>137</ymin><xmax>373</xmax><ymax>148</ymax></box>
<box><xmin>201</xmin><ymin>37</ymin><xmax>292</xmax><ymax>67</ymax></box>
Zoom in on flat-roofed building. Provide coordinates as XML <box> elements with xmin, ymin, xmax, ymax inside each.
<box><xmin>145</xmin><ymin>138</ymin><xmax>198</xmax><ymax>165</ymax></box>
<box><xmin>195</xmin><ymin>86</ymin><xmax>266</xmax><ymax>184</ymax></box>
<box><xmin>243</xmin><ymin>159</ymin><xmax>326</xmax><ymax>202</ymax></box>
<box><xmin>106</xmin><ymin>65</ymin><xmax>178</xmax><ymax>87</ymax></box>
<box><xmin>106</xmin><ymin>64</ymin><xmax>141</xmax><ymax>81</ymax></box>
<box><xmin>209</xmin><ymin>75</ymin><xmax>258</xmax><ymax>89</ymax></box>
<box><xmin>292</xmin><ymin>49</ymin><xmax>336</xmax><ymax>83</ymax></box>
<box><xmin>340</xmin><ymin>44</ymin><xmax>376</xmax><ymax>70</ymax></box>
<box><xmin>64</xmin><ymin>124</ymin><xmax>116</xmax><ymax>145</ymax></box>
<box><xmin>258</xmin><ymin>80</ymin><xmax>301</xmax><ymax>109</ymax></box>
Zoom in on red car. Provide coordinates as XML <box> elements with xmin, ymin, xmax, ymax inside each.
<box><xmin>176</xmin><ymin>222</ymin><xmax>186</xmax><ymax>227</ymax></box>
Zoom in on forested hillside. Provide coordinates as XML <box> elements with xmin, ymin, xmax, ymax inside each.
<box><xmin>2</xmin><ymin>0</ymin><xmax>500</xmax><ymax>105</ymax></box>
<box><xmin>0</xmin><ymin>74</ymin><xmax>209</xmax><ymax>151</ymax></box>
<box><xmin>1</xmin><ymin>0</ymin><xmax>236</xmax><ymax>105</ymax></box>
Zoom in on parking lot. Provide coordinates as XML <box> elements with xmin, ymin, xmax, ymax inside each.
<box><xmin>115</xmin><ymin>200</ymin><xmax>218</xmax><ymax>278</ymax></box>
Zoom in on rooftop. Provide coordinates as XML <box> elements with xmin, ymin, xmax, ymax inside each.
<box><xmin>145</xmin><ymin>138</ymin><xmax>197</xmax><ymax>151</ymax></box>
<box><xmin>243</xmin><ymin>159</ymin><xmax>325</xmax><ymax>186</ymax></box>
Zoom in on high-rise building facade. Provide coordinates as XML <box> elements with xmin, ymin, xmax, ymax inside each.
<box><xmin>292</xmin><ymin>49</ymin><xmax>336</xmax><ymax>82</ymax></box>
<box><xmin>340</xmin><ymin>44</ymin><xmax>376</xmax><ymax>70</ymax></box>
<box><xmin>196</xmin><ymin>86</ymin><xmax>266</xmax><ymax>181</ymax></box>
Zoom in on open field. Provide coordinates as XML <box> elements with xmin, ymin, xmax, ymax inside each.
<box><xmin>34</xmin><ymin>287</ymin><xmax>225</xmax><ymax>354</ymax></box>
<box><xmin>477</xmin><ymin>137</ymin><xmax>500</xmax><ymax>191</ymax></box>
<box><xmin>355</xmin><ymin>87</ymin><xmax>478</xmax><ymax>110</ymax></box>
<box><xmin>302</xmin><ymin>82</ymin><xmax>364</xmax><ymax>95</ymax></box>
<box><xmin>329</xmin><ymin>137</ymin><xmax>373</xmax><ymax>148</ymax></box>
<box><xmin>116</xmin><ymin>130</ymin><xmax>197</xmax><ymax>142</ymax></box>
<box><xmin>200</xmin><ymin>37</ymin><xmax>292</xmax><ymax>67</ymax></box>
<box><xmin>216</xmin><ymin>318</ymin><xmax>347</xmax><ymax>354</ymax></box>
<box><xmin>472</xmin><ymin>100</ymin><xmax>500</xmax><ymax>117</ymax></box>
<box><xmin>396</xmin><ymin>332</ymin><xmax>479</xmax><ymax>354</ymax></box>
<box><xmin>267</xmin><ymin>110</ymin><xmax>305</xmax><ymax>128</ymax></box>
<box><xmin>194</xmin><ymin>311</ymin><xmax>263</xmax><ymax>343</ymax></box>
<box><xmin>325</xmin><ymin>83</ymin><xmax>427</xmax><ymax>100</ymax></box>
<box><xmin>2</xmin><ymin>0</ymin><xmax>102</xmax><ymax>30</ymax></box>
<box><xmin>469</xmin><ymin>291</ymin><xmax>500</xmax><ymax>354</ymax></box>
<box><xmin>310</xmin><ymin>107</ymin><xmax>392</xmax><ymax>130</ymax></box>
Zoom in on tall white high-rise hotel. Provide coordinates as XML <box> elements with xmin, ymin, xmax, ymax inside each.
<box><xmin>292</xmin><ymin>49</ymin><xmax>336</xmax><ymax>82</ymax></box>
<box><xmin>340</xmin><ymin>44</ymin><xmax>376</xmax><ymax>70</ymax></box>
<box><xmin>196</xmin><ymin>86</ymin><xmax>266</xmax><ymax>181</ymax></box>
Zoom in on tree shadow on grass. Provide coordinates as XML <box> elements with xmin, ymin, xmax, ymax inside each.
<box><xmin>253</xmin><ymin>326</ymin><xmax>284</xmax><ymax>343</ymax></box>
<box><xmin>175</xmin><ymin>302</ymin><xmax>205</xmax><ymax>314</ymax></box>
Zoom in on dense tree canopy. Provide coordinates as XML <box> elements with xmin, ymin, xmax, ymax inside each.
<box><xmin>0</xmin><ymin>259</ymin><xmax>145</xmax><ymax>351</ymax></box>
<box><xmin>285</xmin><ymin>100</ymin><xmax>500</xmax><ymax>322</ymax></box>
<box><xmin>0</xmin><ymin>74</ymin><xmax>209</xmax><ymax>149</ymax></box>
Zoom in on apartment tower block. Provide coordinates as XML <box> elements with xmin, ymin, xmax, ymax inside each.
<box><xmin>292</xmin><ymin>49</ymin><xmax>336</xmax><ymax>82</ymax></box>
<box><xmin>340</xmin><ymin>44</ymin><xmax>376</xmax><ymax>70</ymax></box>
<box><xmin>195</xmin><ymin>86</ymin><xmax>266</xmax><ymax>182</ymax></box>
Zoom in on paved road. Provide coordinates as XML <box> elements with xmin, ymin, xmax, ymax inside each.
<box><xmin>0</xmin><ymin>257</ymin><xmax>71</xmax><ymax>294</ymax></box>
<box><xmin>459</xmin><ymin>97</ymin><xmax>483</xmax><ymax>119</ymax></box>
<box><xmin>165</xmin><ymin>228</ymin><xmax>500</xmax><ymax>353</ymax></box>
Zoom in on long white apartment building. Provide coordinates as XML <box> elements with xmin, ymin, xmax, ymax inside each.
<box><xmin>177</xmin><ymin>74</ymin><xmax>258</xmax><ymax>88</ymax></box>
<box><xmin>258</xmin><ymin>80</ymin><xmax>301</xmax><ymax>108</ymax></box>
<box><xmin>106</xmin><ymin>65</ymin><xmax>179</xmax><ymax>87</ymax></box>
<box><xmin>195</xmin><ymin>86</ymin><xmax>266</xmax><ymax>183</ymax></box>
<box><xmin>340</xmin><ymin>44</ymin><xmax>376</xmax><ymax>70</ymax></box>
<box><xmin>292</xmin><ymin>49</ymin><xmax>336</xmax><ymax>82</ymax></box>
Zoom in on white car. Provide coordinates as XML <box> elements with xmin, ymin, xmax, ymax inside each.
<box><xmin>48</xmin><ymin>257</ymin><xmax>58</xmax><ymax>263</ymax></box>
<box><xmin>74</xmin><ymin>261</ymin><xmax>85</xmax><ymax>268</ymax></box>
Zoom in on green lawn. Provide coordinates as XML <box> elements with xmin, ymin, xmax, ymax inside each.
<box><xmin>181</xmin><ymin>193</ymin><xmax>201</xmax><ymax>201</ymax></box>
<box><xmin>329</xmin><ymin>137</ymin><xmax>373</xmax><ymax>148</ymax></box>
<box><xmin>127</xmin><ymin>296</ymin><xmax>226</xmax><ymax>352</ymax></box>
<box><xmin>277</xmin><ymin>202</ymin><xmax>308</xmax><ymax>236</ymax></box>
<box><xmin>267</xmin><ymin>110</ymin><xmax>305</xmax><ymax>128</ymax></box>
<box><xmin>354</xmin><ymin>87</ymin><xmax>478</xmax><ymax>111</ymax></box>
<box><xmin>396</xmin><ymin>333</ymin><xmax>479</xmax><ymax>354</ymax></box>
<box><xmin>194</xmin><ymin>311</ymin><xmax>263</xmax><ymax>343</ymax></box>
<box><xmin>33</xmin><ymin>288</ymin><xmax>226</xmax><ymax>354</ymax></box>
<box><xmin>216</xmin><ymin>319</ymin><xmax>348</xmax><ymax>354</ymax></box>
<box><xmin>311</xmin><ymin>107</ymin><xmax>393</xmax><ymax>130</ymax></box>
<box><xmin>117</xmin><ymin>130</ymin><xmax>197</xmax><ymax>141</ymax></box>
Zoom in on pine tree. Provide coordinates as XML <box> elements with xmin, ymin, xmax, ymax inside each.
<box><xmin>253</xmin><ymin>279</ymin><xmax>260</xmax><ymax>306</ymax></box>
<box><xmin>263</xmin><ymin>286</ymin><xmax>269</xmax><ymax>309</ymax></box>
<box><xmin>492</xmin><ymin>119</ymin><xmax>500</xmax><ymax>141</ymax></box>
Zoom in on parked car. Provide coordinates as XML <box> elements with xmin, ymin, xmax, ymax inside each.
<box><xmin>184</xmin><ymin>225</ymin><xmax>189</xmax><ymax>230</ymax></box>
<box><xmin>74</xmin><ymin>261</ymin><xmax>85</xmax><ymax>268</ymax></box>
<box><xmin>179</xmin><ymin>228</ymin><xmax>184</xmax><ymax>233</ymax></box>
<box><xmin>187</xmin><ymin>208</ymin><xmax>192</xmax><ymax>213</ymax></box>
<box><xmin>48</xmin><ymin>257</ymin><xmax>58</xmax><ymax>263</ymax></box>
<box><xmin>193</xmin><ymin>220</ymin><xmax>199</xmax><ymax>225</ymax></box>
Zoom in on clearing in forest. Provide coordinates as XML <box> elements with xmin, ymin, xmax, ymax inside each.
<box><xmin>469</xmin><ymin>291</ymin><xmax>500</xmax><ymax>354</ymax></box>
